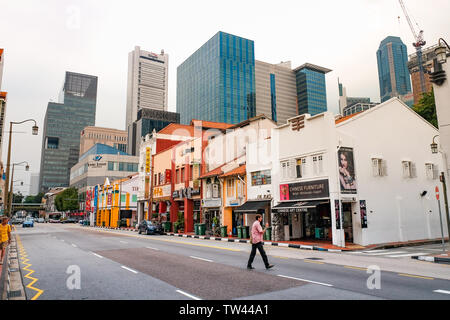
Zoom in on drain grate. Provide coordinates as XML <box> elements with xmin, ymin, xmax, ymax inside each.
<box><xmin>305</xmin><ymin>257</ymin><xmax>323</xmax><ymax>260</ymax></box>
<box><xmin>8</xmin><ymin>290</ymin><xmax>22</xmax><ymax>298</ymax></box>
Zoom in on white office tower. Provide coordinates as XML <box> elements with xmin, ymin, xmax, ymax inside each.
<box><xmin>125</xmin><ymin>46</ymin><xmax>169</xmax><ymax>130</ymax></box>
<box><xmin>0</xmin><ymin>49</ymin><xmax>4</xmax><ymax>89</ymax></box>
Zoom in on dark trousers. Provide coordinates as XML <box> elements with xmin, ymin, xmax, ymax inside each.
<box><xmin>247</xmin><ymin>242</ymin><xmax>269</xmax><ymax>268</ymax></box>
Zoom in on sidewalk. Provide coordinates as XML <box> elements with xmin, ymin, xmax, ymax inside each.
<box><xmin>90</xmin><ymin>226</ymin><xmax>448</xmax><ymax>254</ymax></box>
<box><xmin>412</xmin><ymin>250</ymin><xmax>450</xmax><ymax>265</ymax></box>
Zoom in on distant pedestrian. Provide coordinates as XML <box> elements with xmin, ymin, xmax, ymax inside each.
<box><xmin>0</xmin><ymin>217</ymin><xmax>12</xmax><ymax>265</ymax></box>
<box><xmin>247</xmin><ymin>215</ymin><xmax>274</xmax><ymax>270</ymax></box>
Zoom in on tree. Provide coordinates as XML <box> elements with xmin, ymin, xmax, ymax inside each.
<box><xmin>24</xmin><ymin>192</ymin><xmax>44</xmax><ymax>204</ymax></box>
<box><xmin>12</xmin><ymin>192</ymin><xmax>24</xmax><ymax>204</ymax></box>
<box><xmin>413</xmin><ymin>89</ymin><xmax>438</xmax><ymax>128</ymax></box>
<box><xmin>55</xmin><ymin>188</ymin><xmax>79</xmax><ymax>212</ymax></box>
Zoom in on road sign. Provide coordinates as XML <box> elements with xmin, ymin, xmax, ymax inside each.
<box><xmin>436</xmin><ymin>186</ymin><xmax>440</xmax><ymax>200</ymax></box>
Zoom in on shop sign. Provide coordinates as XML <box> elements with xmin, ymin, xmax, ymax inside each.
<box><xmin>93</xmin><ymin>185</ymin><xmax>98</xmax><ymax>210</ymax></box>
<box><xmin>153</xmin><ymin>185</ymin><xmax>171</xmax><ymax>198</ymax></box>
<box><xmin>88</xmin><ymin>162</ymin><xmax>107</xmax><ymax>168</ymax></box>
<box><xmin>280</xmin><ymin>179</ymin><xmax>329</xmax><ymax>201</ymax></box>
<box><xmin>202</xmin><ymin>199</ymin><xmax>222</xmax><ymax>208</ymax></box>
<box><xmin>145</xmin><ymin>147</ymin><xmax>151</xmax><ymax>174</ymax></box>
<box><xmin>165</xmin><ymin>169</ymin><xmax>171</xmax><ymax>184</ymax></box>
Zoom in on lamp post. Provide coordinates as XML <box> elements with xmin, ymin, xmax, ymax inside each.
<box><xmin>8</xmin><ymin>161</ymin><xmax>30</xmax><ymax>217</ymax></box>
<box><xmin>4</xmin><ymin>119</ymin><xmax>38</xmax><ymax>217</ymax></box>
<box><xmin>431</xmin><ymin>135</ymin><xmax>450</xmax><ymax>249</ymax></box>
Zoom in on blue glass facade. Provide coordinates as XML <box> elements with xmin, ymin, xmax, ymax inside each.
<box><xmin>295</xmin><ymin>68</ymin><xmax>328</xmax><ymax>116</ymax></box>
<box><xmin>377</xmin><ymin>36</ymin><xmax>412</xmax><ymax>103</ymax></box>
<box><xmin>270</xmin><ymin>73</ymin><xmax>277</xmax><ymax>122</ymax></box>
<box><xmin>177</xmin><ymin>32</ymin><xmax>256</xmax><ymax>124</ymax></box>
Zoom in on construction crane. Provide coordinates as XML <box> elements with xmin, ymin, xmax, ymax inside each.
<box><xmin>398</xmin><ymin>0</ymin><xmax>426</xmax><ymax>94</ymax></box>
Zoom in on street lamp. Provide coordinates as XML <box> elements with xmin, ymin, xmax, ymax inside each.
<box><xmin>8</xmin><ymin>161</ymin><xmax>30</xmax><ymax>216</ymax></box>
<box><xmin>431</xmin><ymin>135</ymin><xmax>439</xmax><ymax>154</ymax></box>
<box><xmin>435</xmin><ymin>38</ymin><xmax>450</xmax><ymax>64</ymax></box>
<box><xmin>430</xmin><ymin>39</ymin><xmax>450</xmax><ymax>86</ymax></box>
<box><xmin>4</xmin><ymin>119</ymin><xmax>38</xmax><ymax>217</ymax></box>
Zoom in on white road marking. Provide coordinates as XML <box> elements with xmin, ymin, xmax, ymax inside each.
<box><xmin>146</xmin><ymin>247</ymin><xmax>160</xmax><ymax>251</ymax></box>
<box><xmin>364</xmin><ymin>251</ymin><xmax>408</xmax><ymax>256</ymax></box>
<box><xmin>277</xmin><ymin>274</ymin><xmax>333</xmax><ymax>287</ymax></box>
<box><xmin>119</xmin><ymin>241</ymin><xmax>128</xmax><ymax>244</ymax></box>
<box><xmin>121</xmin><ymin>266</ymin><xmax>138</xmax><ymax>274</ymax></box>
<box><xmin>189</xmin><ymin>256</ymin><xmax>213</xmax><ymax>263</ymax></box>
<box><xmin>91</xmin><ymin>252</ymin><xmax>103</xmax><ymax>258</ymax></box>
<box><xmin>434</xmin><ymin>290</ymin><xmax>450</xmax><ymax>295</ymax></box>
<box><xmin>176</xmin><ymin>290</ymin><xmax>202</xmax><ymax>300</ymax></box>
<box><xmin>387</xmin><ymin>252</ymin><xmax>427</xmax><ymax>258</ymax></box>
<box><xmin>71</xmin><ymin>244</ymin><xmax>77</xmax><ymax>247</ymax></box>
<box><xmin>361</xmin><ymin>249</ymin><xmax>389</xmax><ymax>253</ymax></box>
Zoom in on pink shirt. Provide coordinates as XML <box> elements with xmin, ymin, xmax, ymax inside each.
<box><xmin>251</xmin><ymin>220</ymin><xmax>264</xmax><ymax>244</ymax></box>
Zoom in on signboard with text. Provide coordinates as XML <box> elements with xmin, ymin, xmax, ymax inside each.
<box><xmin>280</xmin><ymin>179</ymin><xmax>329</xmax><ymax>201</ymax></box>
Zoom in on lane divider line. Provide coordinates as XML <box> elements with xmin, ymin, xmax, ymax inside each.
<box><xmin>303</xmin><ymin>259</ymin><xmax>325</xmax><ymax>265</ymax></box>
<box><xmin>189</xmin><ymin>256</ymin><xmax>213</xmax><ymax>263</ymax></box>
<box><xmin>71</xmin><ymin>244</ymin><xmax>77</xmax><ymax>248</ymax></box>
<box><xmin>344</xmin><ymin>266</ymin><xmax>367</xmax><ymax>271</ymax></box>
<box><xmin>277</xmin><ymin>274</ymin><xmax>333</xmax><ymax>287</ymax></box>
<box><xmin>176</xmin><ymin>289</ymin><xmax>202</xmax><ymax>300</ymax></box>
<box><xmin>16</xmin><ymin>235</ymin><xmax>44</xmax><ymax>300</ymax></box>
<box><xmin>434</xmin><ymin>289</ymin><xmax>450</xmax><ymax>295</ymax></box>
<box><xmin>146</xmin><ymin>247</ymin><xmax>160</xmax><ymax>251</ymax></box>
<box><xmin>90</xmin><ymin>252</ymin><xmax>103</xmax><ymax>259</ymax></box>
<box><xmin>121</xmin><ymin>266</ymin><xmax>138</xmax><ymax>274</ymax></box>
<box><xmin>398</xmin><ymin>273</ymin><xmax>434</xmax><ymax>280</ymax></box>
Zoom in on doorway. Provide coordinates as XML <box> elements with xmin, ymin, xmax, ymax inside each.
<box><xmin>342</xmin><ymin>202</ymin><xmax>353</xmax><ymax>243</ymax></box>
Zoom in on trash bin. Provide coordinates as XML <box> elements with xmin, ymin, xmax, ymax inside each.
<box><xmin>237</xmin><ymin>226</ymin><xmax>242</xmax><ymax>239</ymax></box>
<box><xmin>220</xmin><ymin>226</ymin><xmax>228</xmax><ymax>238</ymax></box>
<box><xmin>242</xmin><ymin>226</ymin><xmax>250</xmax><ymax>239</ymax></box>
<box><xmin>117</xmin><ymin>220</ymin><xmax>121</xmax><ymax>228</ymax></box>
<box><xmin>164</xmin><ymin>221</ymin><xmax>171</xmax><ymax>232</ymax></box>
<box><xmin>265</xmin><ymin>227</ymin><xmax>272</xmax><ymax>241</ymax></box>
<box><xmin>194</xmin><ymin>223</ymin><xmax>199</xmax><ymax>235</ymax></box>
<box><xmin>198</xmin><ymin>223</ymin><xmax>206</xmax><ymax>236</ymax></box>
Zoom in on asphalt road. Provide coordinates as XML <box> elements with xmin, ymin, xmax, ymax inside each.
<box><xmin>13</xmin><ymin>223</ymin><xmax>450</xmax><ymax>300</ymax></box>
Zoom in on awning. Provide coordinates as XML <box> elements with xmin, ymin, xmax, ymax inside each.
<box><xmin>234</xmin><ymin>200</ymin><xmax>270</xmax><ymax>213</ymax></box>
<box><xmin>272</xmin><ymin>200</ymin><xmax>329</xmax><ymax>213</ymax></box>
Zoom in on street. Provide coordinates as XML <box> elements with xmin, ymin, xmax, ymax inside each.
<box><xmin>13</xmin><ymin>223</ymin><xmax>450</xmax><ymax>300</ymax></box>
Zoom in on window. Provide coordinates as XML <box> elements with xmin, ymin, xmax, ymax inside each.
<box><xmin>176</xmin><ymin>169</ymin><xmax>180</xmax><ymax>184</ymax></box>
<box><xmin>157</xmin><ymin>173</ymin><xmax>161</xmax><ymax>185</ymax></box>
<box><xmin>108</xmin><ymin>162</ymin><xmax>114</xmax><ymax>171</ymax></box>
<box><xmin>372</xmin><ymin>158</ymin><xmax>387</xmax><ymax>177</ymax></box>
<box><xmin>251</xmin><ymin>170</ymin><xmax>271</xmax><ymax>186</ymax></box>
<box><xmin>296</xmin><ymin>158</ymin><xmax>306</xmax><ymax>178</ymax></box>
<box><xmin>189</xmin><ymin>165</ymin><xmax>193</xmax><ymax>181</ymax></box>
<box><xmin>181</xmin><ymin>167</ymin><xmax>185</xmax><ymax>182</ymax></box>
<box><xmin>281</xmin><ymin>161</ymin><xmax>290</xmax><ymax>180</ymax></box>
<box><xmin>227</xmin><ymin>179</ymin><xmax>235</xmax><ymax>198</ymax></box>
<box><xmin>313</xmin><ymin>155</ymin><xmax>324</xmax><ymax>175</ymax></box>
<box><xmin>46</xmin><ymin>137</ymin><xmax>59</xmax><ymax>149</ymax></box>
<box><xmin>425</xmin><ymin>163</ymin><xmax>438</xmax><ymax>180</ymax></box>
<box><xmin>402</xmin><ymin>161</ymin><xmax>416</xmax><ymax>178</ymax></box>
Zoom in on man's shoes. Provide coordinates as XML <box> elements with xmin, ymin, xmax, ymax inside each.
<box><xmin>247</xmin><ymin>266</ymin><xmax>255</xmax><ymax>270</ymax></box>
<box><xmin>266</xmin><ymin>264</ymin><xmax>274</xmax><ymax>269</ymax></box>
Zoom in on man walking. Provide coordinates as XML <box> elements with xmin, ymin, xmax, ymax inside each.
<box><xmin>247</xmin><ymin>215</ymin><xmax>274</xmax><ymax>270</ymax></box>
<box><xmin>0</xmin><ymin>217</ymin><xmax>12</xmax><ymax>265</ymax></box>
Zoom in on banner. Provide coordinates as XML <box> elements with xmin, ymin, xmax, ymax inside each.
<box><xmin>338</xmin><ymin>147</ymin><xmax>357</xmax><ymax>194</ymax></box>
<box><xmin>93</xmin><ymin>186</ymin><xmax>98</xmax><ymax>210</ymax></box>
<box><xmin>279</xmin><ymin>180</ymin><xmax>329</xmax><ymax>201</ymax></box>
<box><xmin>360</xmin><ymin>200</ymin><xmax>367</xmax><ymax>228</ymax></box>
<box><xmin>335</xmin><ymin>200</ymin><xmax>341</xmax><ymax>229</ymax></box>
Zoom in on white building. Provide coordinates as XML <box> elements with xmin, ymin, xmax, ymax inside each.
<box><xmin>29</xmin><ymin>173</ymin><xmax>40</xmax><ymax>195</ymax></box>
<box><xmin>255</xmin><ymin>60</ymin><xmax>298</xmax><ymax>125</ymax></box>
<box><xmin>125</xmin><ymin>46</ymin><xmax>169</xmax><ymax>131</ymax></box>
<box><xmin>0</xmin><ymin>49</ymin><xmax>4</xmax><ymax>89</ymax></box>
<box><xmin>271</xmin><ymin>98</ymin><xmax>448</xmax><ymax>246</ymax></box>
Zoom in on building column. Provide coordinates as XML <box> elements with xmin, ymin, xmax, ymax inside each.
<box><xmin>184</xmin><ymin>198</ymin><xmax>194</xmax><ymax>233</ymax></box>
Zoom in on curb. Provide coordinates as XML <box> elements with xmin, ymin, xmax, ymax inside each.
<box><xmin>412</xmin><ymin>255</ymin><xmax>450</xmax><ymax>264</ymax></box>
<box><xmin>370</xmin><ymin>239</ymin><xmax>449</xmax><ymax>251</ymax></box>
<box><xmin>165</xmin><ymin>233</ymin><xmax>342</xmax><ymax>252</ymax></box>
<box><xmin>88</xmin><ymin>226</ymin><xmax>343</xmax><ymax>252</ymax></box>
<box><xmin>3</xmin><ymin>236</ymin><xmax>26</xmax><ymax>300</ymax></box>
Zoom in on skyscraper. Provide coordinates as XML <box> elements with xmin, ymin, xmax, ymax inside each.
<box><xmin>126</xmin><ymin>46</ymin><xmax>169</xmax><ymax>130</ymax></box>
<box><xmin>377</xmin><ymin>36</ymin><xmax>413</xmax><ymax>105</ymax></box>
<box><xmin>294</xmin><ymin>63</ymin><xmax>332</xmax><ymax>116</ymax></box>
<box><xmin>177</xmin><ymin>31</ymin><xmax>256</xmax><ymax>125</ymax></box>
<box><xmin>255</xmin><ymin>60</ymin><xmax>298</xmax><ymax>124</ymax></box>
<box><xmin>39</xmin><ymin>72</ymin><xmax>98</xmax><ymax>192</ymax></box>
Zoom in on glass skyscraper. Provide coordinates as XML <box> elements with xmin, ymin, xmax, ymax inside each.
<box><xmin>294</xmin><ymin>63</ymin><xmax>331</xmax><ymax>116</ymax></box>
<box><xmin>377</xmin><ymin>36</ymin><xmax>412</xmax><ymax>104</ymax></box>
<box><xmin>39</xmin><ymin>72</ymin><xmax>98</xmax><ymax>192</ymax></box>
<box><xmin>177</xmin><ymin>31</ymin><xmax>256</xmax><ymax>125</ymax></box>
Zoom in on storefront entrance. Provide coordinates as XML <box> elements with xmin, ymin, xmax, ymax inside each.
<box><xmin>204</xmin><ymin>209</ymin><xmax>219</xmax><ymax>235</ymax></box>
<box><xmin>299</xmin><ymin>203</ymin><xmax>332</xmax><ymax>240</ymax></box>
<box><xmin>342</xmin><ymin>202</ymin><xmax>354</xmax><ymax>243</ymax></box>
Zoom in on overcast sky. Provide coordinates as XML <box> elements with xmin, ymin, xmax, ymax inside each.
<box><xmin>1</xmin><ymin>0</ymin><xmax>450</xmax><ymax>196</ymax></box>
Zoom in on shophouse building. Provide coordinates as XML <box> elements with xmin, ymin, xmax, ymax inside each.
<box><xmin>201</xmin><ymin>115</ymin><xmax>276</xmax><ymax>236</ymax></box>
<box><xmin>96</xmin><ymin>174</ymin><xmax>139</xmax><ymax>228</ymax></box>
<box><xmin>270</xmin><ymin>98</ymin><xmax>447</xmax><ymax>246</ymax></box>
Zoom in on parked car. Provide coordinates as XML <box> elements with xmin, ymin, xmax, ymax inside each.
<box><xmin>22</xmin><ymin>218</ymin><xmax>34</xmax><ymax>228</ymax></box>
<box><xmin>49</xmin><ymin>219</ymin><xmax>61</xmax><ymax>223</ymax></box>
<box><xmin>61</xmin><ymin>218</ymin><xmax>78</xmax><ymax>224</ymax></box>
<box><xmin>138</xmin><ymin>220</ymin><xmax>163</xmax><ymax>235</ymax></box>
<box><xmin>37</xmin><ymin>218</ymin><xmax>45</xmax><ymax>223</ymax></box>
